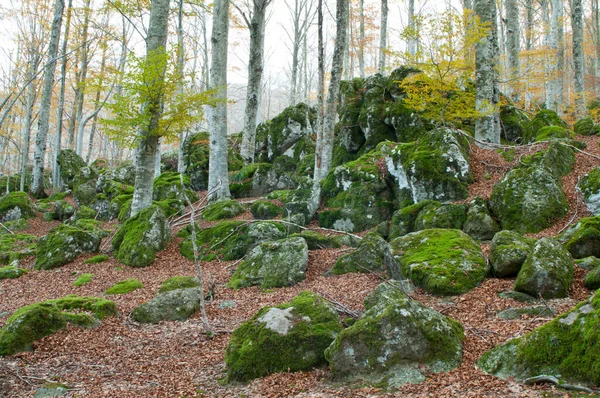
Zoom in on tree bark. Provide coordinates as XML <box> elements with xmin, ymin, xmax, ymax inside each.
<box><xmin>75</xmin><ymin>0</ymin><xmax>92</xmax><ymax>156</ymax></box>
<box><xmin>359</xmin><ymin>0</ymin><xmax>365</xmax><ymax>77</ymax></box>
<box><xmin>378</xmin><ymin>0</ymin><xmax>388</xmax><ymax>73</ymax></box>
<box><xmin>505</xmin><ymin>0</ymin><xmax>521</xmax><ymax>102</ymax></box>
<box><xmin>30</xmin><ymin>0</ymin><xmax>64</xmax><ymax>198</ymax></box>
<box><xmin>20</xmin><ymin>54</ymin><xmax>40</xmax><ymax>192</ymax></box>
<box><xmin>176</xmin><ymin>0</ymin><xmax>187</xmax><ymax>173</ymax></box>
<box><xmin>571</xmin><ymin>0</ymin><xmax>586</xmax><ymax>116</ymax></box>
<box><xmin>207</xmin><ymin>0</ymin><xmax>231</xmax><ymax>202</ymax></box>
<box><xmin>407</xmin><ymin>0</ymin><xmax>417</xmax><ymax>57</ymax></box>
<box><xmin>130</xmin><ymin>0</ymin><xmax>170</xmax><ymax>215</ymax></box>
<box><xmin>474</xmin><ymin>0</ymin><xmax>501</xmax><ymax>146</ymax></box>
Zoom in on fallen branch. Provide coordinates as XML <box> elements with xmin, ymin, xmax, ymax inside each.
<box><xmin>0</xmin><ymin>221</ymin><xmax>14</xmax><ymax>235</ymax></box>
<box><xmin>317</xmin><ymin>290</ymin><xmax>361</xmax><ymax>319</ymax></box>
<box><xmin>524</xmin><ymin>375</ymin><xmax>594</xmax><ymax>393</ymax></box>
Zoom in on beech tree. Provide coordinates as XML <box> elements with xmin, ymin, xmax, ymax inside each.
<box><xmin>505</xmin><ymin>0</ymin><xmax>520</xmax><ymax>102</ymax></box>
<box><xmin>571</xmin><ymin>0</ymin><xmax>586</xmax><ymax>116</ymax></box>
<box><xmin>378</xmin><ymin>0</ymin><xmax>388</xmax><ymax>72</ymax></box>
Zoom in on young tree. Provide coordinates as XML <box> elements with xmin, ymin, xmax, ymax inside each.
<box><xmin>378</xmin><ymin>0</ymin><xmax>388</xmax><ymax>72</ymax></box>
<box><xmin>207</xmin><ymin>0</ymin><xmax>232</xmax><ymax>202</ymax></box>
<box><xmin>30</xmin><ymin>0</ymin><xmax>65</xmax><ymax>198</ymax></box>
<box><xmin>285</xmin><ymin>0</ymin><xmax>314</xmax><ymax>106</ymax></box>
<box><xmin>505</xmin><ymin>0</ymin><xmax>521</xmax><ymax>102</ymax></box>
<box><xmin>571</xmin><ymin>0</ymin><xmax>586</xmax><ymax>116</ymax></box>
<box><xmin>359</xmin><ymin>0</ymin><xmax>366</xmax><ymax>77</ymax></box>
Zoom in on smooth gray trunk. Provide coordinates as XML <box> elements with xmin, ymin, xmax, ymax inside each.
<box><xmin>20</xmin><ymin>56</ymin><xmax>39</xmax><ymax>191</ymax></box>
<box><xmin>207</xmin><ymin>0</ymin><xmax>231</xmax><ymax>202</ymax></box>
<box><xmin>359</xmin><ymin>0</ymin><xmax>365</xmax><ymax>77</ymax></box>
<box><xmin>407</xmin><ymin>0</ymin><xmax>417</xmax><ymax>57</ymax></box>
<box><xmin>571</xmin><ymin>0</ymin><xmax>586</xmax><ymax>116</ymax></box>
<box><xmin>176</xmin><ymin>0</ymin><xmax>186</xmax><ymax>173</ymax></box>
<box><xmin>75</xmin><ymin>0</ymin><xmax>92</xmax><ymax>156</ymax></box>
<box><xmin>30</xmin><ymin>0</ymin><xmax>64</xmax><ymax>198</ymax></box>
<box><xmin>505</xmin><ymin>0</ymin><xmax>521</xmax><ymax>102</ymax></box>
<box><xmin>378</xmin><ymin>0</ymin><xmax>388</xmax><ymax>73</ymax></box>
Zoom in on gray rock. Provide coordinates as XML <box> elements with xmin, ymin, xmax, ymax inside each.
<box><xmin>514</xmin><ymin>238</ymin><xmax>574</xmax><ymax>299</ymax></box>
<box><xmin>414</xmin><ymin>203</ymin><xmax>468</xmax><ymax>231</ymax></box>
<box><xmin>558</xmin><ymin>216</ymin><xmax>600</xmax><ymax>259</ymax></box>
<box><xmin>131</xmin><ymin>288</ymin><xmax>200</xmax><ymax>323</ymax></box>
<box><xmin>574</xmin><ymin>256</ymin><xmax>600</xmax><ymax>270</ymax></box>
<box><xmin>463</xmin><ymin>197</ymin><xmax>500</xmax><ymax>240</ymax></box>
<box><xmin>490</xmin><ymin>230</ymin><xmax>535</xmax><ymax>277</ymax></box>
<box><xmin>497</xmin><ymin>291</ymin><xmax>538</xmax><ymax>303</ymax></box>
<box><xmin>576</xmin><ymin>167</ymin><xmax>600</xmax><ymax>216</ymax></box>
<box><xmin>35</xmin><ymin>222</ymin><xmax>104</xmax><ymax>270</ymax></box>
<box><xmin>497</xmin><ymin>306</ymin><xmax>556</xmax><ymax>320</ymax></box>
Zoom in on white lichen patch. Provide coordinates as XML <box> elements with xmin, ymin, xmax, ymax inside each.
<box><xmin>258</xmin><ymin>307</ymin><xmax>296</xmax><ymax>335</ymax></box>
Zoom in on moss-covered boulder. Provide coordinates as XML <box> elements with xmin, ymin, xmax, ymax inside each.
<box><xmin>391</xmin><ymin>229</ymin><xmax>489</xmax><ymax>295</ymax></box>
<box><xmin>228</xmin><ymin>237</ymin><xmax>309</xmax><ymax>289</ymax></box>
<box><xmin>47</xmin><ymin>200</ymin><xmax>76</xmax><ymax>221</ymax></box>
<box><xmin>105</xmin><ymin>278</ymin><xmax>143</xmax><ymax>295</ymax></box>
<box><xmin>225</xmin><ymin>291</ymin><xmax>342</xmax><ymax>382</ymax></box>
<box><xmin>489</xmin><ymin>230</ymin><xmax>535</xmax><ymax>278</ymax></box>
<box><xmin>574</xmin><ymin>117</ymin><xmax>599</xmax><ymax>136</ymax></box>
<box><xmin>288</xmin><ymin>230</ymin><xmax>341</xmax><ymax>250</ymax></box>
<box><xmin>559</xmin><ymin>216</ymin><xmax>600</xmax><ymax>259</ymax></box>
<box><xmin>414</xmin><ymin>203</ymin><xmax>468</xmax><ymax>231</ymax></box>
<box><xmin>575</xmin><ymin>256</ymin><xmax>600</xmax><ymax>270</ymax></box>
<box><xmin>0</xmin><ymin>191</ymin><xmax>35</xmax><ymax>221</ymax></box>
<box><xmin>519</xmin><ymin>140</ymin><xmax>575</xmax><ymax>179</ymax></box>
<box><xmin>68</xmin><ymin>205</ymin><xmax>97</xmax><ymax>222</ymax></box>
<box><xmin>159</xmin><ymin>276</ymin><xmax>199</xmax><ymax>293</ymax></box>
<box><xmin>523</xmin><ymin>110</ymin><xmax>568</xmax><ymax>143</ymax></box>
<box><xmin>497</xmin><ymin>305</ymin><xmax>556</xmax><ymax>320</ymax></box>
<box><xmin>0</xmin><ymin>233</ymin><xmax>37</xmax><ymax>265</ymax></box>
<box><xmin>131</xmin><ymin>288</ymin><xmax>201</xmax><ymax>323</ymax></box>
<box><xmin>463</xmin><ymin>197</ymin><xmax>501</xmax><ymax>240</ymax></box>
<box><xmin>325</xmin><ymin>281</ymin><xmax>464</xmax><ymax>387</ymax></box>
<box><xmin>534</xmin><ymin>126</ymin><xmax>574</xmax><ymax>142</ymax></box>
<box><xmin>500</xmin><ymin>105</ymin><xmax>530</xmax><ymax>142</ymax></box>
<box><xmin>249</xmin><ymin>200</ymin><xmax>282</xmax><ymax>220</ymax></box>
<box><xmin>35</xmin><ymin>222</ymin><xmax>105</xmax><ymax>270</ymax></box>
<box><xmin>179</xmin><ymin>220</ymin><xmax>287</xmax><ymax>261</ymax></box>
<box><xmin>584</xmin><ymin>267</ymin><xmax>600</xmax><ymax>290</ymax></box>
<box><xmin>152</xmin><ymin>172</ymin><xmax>197</xmax><ymax>204</ymax></box>
<box><xmin>0</xmin><ymin>296</ymin><xmax>117</xmax><ymax>355</ymax></box>
<box><xmin>96</xmin><ymin>163</ymin><xmax>135</xmax><ymax>193</ymax></box>
<box><xmin>112</xmin><ymin>205</ymin><xmax>171</xmax><ymax>267</ymax></box>
<box><xmin>0</xmin><ymin>218</ymin><xmax>29</xmax><ymax>234</ymax></box>
<box><xmin>202</xmin><ymin>199</ymin><xmax>245</xmax><ymax>221</ymax></box>
<box><xmin>73</xmin><ymin>181</ymin><xmax>98</xmax><ymax>206</ymax></box>
<box><xmin>388</xmin><ymin>200</ymin><xmax>439</xmax><ymax>240</ymax></box>
<box><xmin>514</xmin><ymin>238</ymin><xmax>573</xmax><ymax>299</ymax></box>
<box><xmin>331</xmin><ymin>231</ymin><xmax>400</xmax><ymax>278</ymax></box>
<box><xmin>477</xmin><ymin>290</ymin><xmax>600</xmax><ymax>388</ymax></box>
<box><xmin>57</xmin><ymin>149</ymin><xmax>97</xmax><ymax>189</ymax></box>
<box><xmin>489</xmin><ymin>166</ymin><xmax>567</xmax><ymax>234</ymax></box>
<box><xmin>577</xmin><ymin>167</ymin><xmax>600</xmax><ymax>216</ymax></box>
<box><xmin>0</xmin><ymin>265</ymin><xmax>28</xmax><ymax>279</ymax></box>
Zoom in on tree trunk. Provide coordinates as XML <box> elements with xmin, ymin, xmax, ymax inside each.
<box><xmin>474</xmin><ymin>0</ymin><xmax>501</xmax><ymax>146</ymax></box>
<box><xmin>407</xmin><ymin>0</ymin><xmax>417</xmax><ymax>57</ymax></box>
<box><xmin>75</xmin><ymin>0</ymin><xmax>92</xmax><ymax>156</ymax></box>
<box><xmin>20</xmin><ymin>55</ymin><xmax>40</xmax><ymax>191</ymax></box>
<box><xmin>130</xmin><ymin>0</ymin><xmax>170</xmax><ymax>215</ymax></box>
<box><xmin>571</xmin><ymin>0</ymin><xmax>586</xmax><ymax>116</ymax></box>
<box><xmin>240</xmin><ymin>0</ymin><xmax>270</xmax><ymax>164</ymax></box>
<box><xmin>378</xmin><ymin>0</ymin><xmax>388</xmax><ymax>73</ymax></box>
<box><xmin>359</xmin><ymin>0</ymin><xmax>365</xmax><ymax>77</ymax></box>
<box><xmin>505</xmin><ymin>0</ymin><xmax>521</xmax><ymax>102</ymax></box>
<box><xmin>30</xmin><ymin>0</ymin><xmax>64</xmax><ymax>198</ymax></box>
<box><xmin>86</xmin><ymin>38</ymin><xmax>108</xmax><ymax>164</ymax></box>
<box><xmin>313</xmin><ymin>0</ymin><xmax>325</xmax><ymax>184</ymax></box>
<box><xmin>176</xmin><ymin>0</ymin><xmax>187</xmax><ymax>173</ymax></box>
<box><xmin>207</xmin><ymin>0</ymin><xmax>231</xmax><ymax>202</ymax></box>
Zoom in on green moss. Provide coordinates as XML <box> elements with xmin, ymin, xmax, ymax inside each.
<box><xmin>84</xmin><ymin>254</ymin><xmax>109</xmax><ymax>264</ymax></box>
<box><xmin>225</xmin><ymin>291</ymin><xmax>341</xmax><ymax>382</ymax></box>
<box><xmin>105</xmin><ymin>278</ymin><xmax>143</xmax><ymax>295</ymax></box>
<box><xmin>574</xmin><ymin>117</ymin><xmax>599</xmax><ymax>136</ymax></box>
<box><xmin>250</xmin><ymin>200</ymin><xmax>282</xmax><ymax>220</ymax></box>
<box><xmin>71</xmin><ymin>205</ymin><xmax>97</xmax><ymax>221</ymax></box>
<box><xmin>559</xmin><ymin>216</ymin><xmax>600</xmax><ymax>259</ymax></box>
<box><xmin>331</xmin><ymin>231</ymin><xmax>392</xmax><ymax>276</ymax></box>
<box><xmin>500</xmin><ymin>106</ymin><xmax>530</xmax><ymax>142</ymax></box>
<box><xmin>535</xmin><ymin>126</ymin><xmax>574</xmax><ymax>142</ymax></box>
<box><xmin>288</xmin><ymin>230</ymin><xmax>341</xmax><ymax>250</ymax></box>
<box><xmin>0</xmin><ymin>295</ymin><xmax>117</xmax><ymax>355</ymax></box>
<box><xmin>57</xmin><ymin>149</ymin><xmax>95</xmax><ymax>189</ymax></box>
<box><xmin>497</xmin><ymin>306</ymin><xmax>556</xmax><ymax>320</ymax></box>
<box><xmin>0</xmin><ymin>191</ymin><xmax>35</xmax><ymax>220</ymax></box>
<box><xmin>584</xmin><ymin>267</ymin><xmax>600</xmax><ymax>290</ymax></box>
<box><xmin>391</xmin><ymin>229</ymin><xmax>489</xmax><ymax>295</ymax></box>
<box><xmin>159</xmin><ymin>276</ymin><xmax>200</xmax><ymax>293</ymax></box>
<box><xmin>202</xmin><ymin>199</ymin><xmax>245</xmax><ymax>221</ymax></box>
<box><xmin>520</xmin><ymin>141</ymin><xmax>575</xmax><ymax>178</ymax></box>
<box><xmin>0</xmin><ymin>218</ymin><xmax>29</xmax><ymax>234</ymax></box>
<box><xmin>388</xmin><ymin>200</ymin><xmax>440</xmax><ymax>240</ymax></box>
<box><xmin>153</xmin><ymin>172</ymin><xmax>198</xmax><ymax>203</ymax></box>
<box><xmin>0</xmin><ymin>233</ymin><xmax>38</xmax><ymax>265</ymax></box>
<box><xmin>414</xmin><ymin>203</ymin><xmax>468</xmax><ymax>231</ymax></box>
<box><xmin>266</xmin><ymin>190</ymin><xmax>295</xmax><ymax>203</ymax></box>
<box><xmin>0</xmin><ymin>265</ymin><xmax>28</xmax><ymax>279</ymax></box>
<box><xmin>523</xmin><ymin>110</ymin><xmax>568</xmax><ymax>143</ymax></box>
<box><xmin>73</xmin><ymin>273</ymin><xmax>94</xmax><ymax>286</ymax></box>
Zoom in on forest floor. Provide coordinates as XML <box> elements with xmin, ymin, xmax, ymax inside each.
<box><xmin>2</xmin><ymin>137</ymin><xmax>600</xmax><ymax>397</ymax></box>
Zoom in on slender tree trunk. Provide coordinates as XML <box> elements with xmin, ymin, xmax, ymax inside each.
<box><xmin>474</xmin><ymin>0</ymin><xmax>501</xmax><ymax>146</ymax></box>
<box><xmin>593</xmin><ymin>0</ymin><xmax>600</xmax><ymax>96</ymax></box>
<box><xmin>130</xmin><ymin>0</ymin><xmax>170</xmax><ymax>215</ymax></box>
<box><xmin>240</xmin><ymin>0</ymin><xmax>270</xmax><ymax>164</ymax></box>
<box><xmin>53</xmin><ymin>0</ymin><xmax>73</xmax><ymax>187</ymax></box>
<box><xmin>207</xmin><ymin>0</ymin><xmax>231</xmax><ymax>202</ymax></box>
<box><xmin>378</xmin><ymin>0</ymin><xmax>388</xmax><ymax>73</ymax></box>
<box><xmin>176</xmin><ymin>0</ymin><xmax>187</xmax><ymax>173</ymax></box>
<box><xmin>505</xmin><ymin>0</ymin><xmax>521</xmax><ymax>102</ymax></box>
<box><xmin>20</xmin><ymin>55</ymin><xmax>40</xmax><ymax>191</ymax></box>
<box><xmin>313</xmin><ymin>0</ymin><xmax>325</xmax><ymax>184</ymax></box>
<box><xmin>30</xmin><ymin>0</ymin><xmax>64</xmax><ymax>198</ymax></box>
<box><xmin>86</xmin><ymin>40</ymin><xmax>108</xmax><ymax>163</ymax></box>
<box><xmin>572</xmin><ymin>0</ymin><xmax>586</xmax><ymax>116</ymax></box>
<box><xmin>407</xmin><ymin>0</ymin><xmax>417</xmax><ymax>57</ymax></box>
<box><xmin>75</xmin><ymin>0</ymin><xmax>92</xmax><ymax>156</ymax></box>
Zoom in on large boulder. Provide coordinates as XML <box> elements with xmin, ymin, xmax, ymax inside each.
<box><xmin>331</xmin><ymin>231</ymin><xmax>401</xmax><ymax>278</ymax></box>
<box><xmin>520</xmin><ymin>140</ymin><xmax>575</xmax><ymax>178</ymax></box>
<box><xmin>514</xmin><ymin>238</ymin><xmax>574</xmax><ymax>299</ymax></box>
<box><xmin>57</xmin><ymin>149</ymin><xmax>97</xmax><ymax>189</ymax></box>
<box><xmin>0</xmin><ymin>191</ymin><xmax>35</xmax><ymax>222</ymax></box>
<box><xmin>500</xmin><ymin>105</ymin><xmax>530</xmax><ymax>142</ymax></box>
<box><xmin>325</xmin><ymin>281</ymin><xmax>464</xmax><ymax>387</ymax></box>
<box><xmin>388</xmin><ymin>200</ymin><xmax>439</xmax><ymax>240</ymax></box>
<box><xmin>96</xmin><ymin>163</ymin><xmax>136</xmax><ymax>192</ymax></box>
<box><xmin>489</xmin><ymin>166</ymin><xmax>568</xmax><ymax>234</ymax></box>
<box><xmin>478</xmin><ymin>289</ymin><xmax>600</xmax><ymax>388</ymax></box>
<box><xmin>414</xmin><ymin>202</ymin><xmax>468</xmax><ymax>231</ymax></box>
<box><xmin>228</xmin><ymin>237</ymin><xmax>309</xmax><ymax>289</ymax></box>
<box><xmin>391</xmin><ymin>229</ymin><xmax>489</xmax><ymax>295</ymax></box>
<box><xmin>35</xmin><ymin>221</ymin><xmax>105</xmax><ymax>270</ymax></box>
<box><xmin>131</xmin><ymin>288</ymin><xmax>201</xmax><ymax>323</ymax></box>
<box><xmin>152</xmin><ymin>172</ymin><xmax>197</xmax><ymax>203</ymax></box>
<box><xmin>559</xmin><ymin>216</ymin><xmax>600</xmax><ymax>259</ymax></box>
<box><xmin>225</xmin><ymin>291</ymin><xmax>342</xmax><ymax>382</ymax></box>
<box><xmin>489</xmin><ymin>230</ymin><xmax>535</xmax><ymax>277</ymax></box>
<box><xmin>0</xmin><ymin>233</ymin><xmax>37</xmax><ymax>265</ymax></box>
<box><xmin>0</xmin><ymin>296</ymin><xmax>117</xmax><ymax>356</ymax></box>
<box><xmin>577</xmin><ymin>167</ymin><xmax>600</xmax><ymax>216</ymax></box>
<box><xmin>112</xmin><ymin>205</ymin><xmax>171</xmax><ymax>267</ymax></box>
<box><xmin>463</xmin><ymin>197</ymin><xmax>500</xmax><ymax>240</ymax></box>
<box><xmin>522</xmin><ymin>110</ymin><xmax>568</xmax><ymax>143</ymax></box>
<box><xmin>201</xmin><ymin>199</ymin><xmax>245</xmax><ymax>221</ymax></box>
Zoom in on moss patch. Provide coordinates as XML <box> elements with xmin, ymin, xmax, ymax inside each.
<box><xmin>249</xmin><ymin>200</ymin><xmax>282</xmax><ymax>220</ymax></box>
<box><xmin>105</xmin><ymin>278</ymin><xmax>143</xmax><ymax>295</ymax></box>
<box><xmin>0</xmin><ymin>191</ymin><xmax>35</xmax><ymax>220</ymax></box>
<box><xmin>0</xmin><ymin>265</ymin><xmax>28</xmax><ymax>279</ymax></box>
<box><xmin>559</xmin><ymin>216</ymin><xmax>600</xmax><ymax>259</ymax></box>
<box><xmin>202</xmin><ymin>200</ymin><xmax>245</xmax><ymax>221</ymax></box>
<box><xmin>73</xmin><ymin>273</ymin><xmax>94</xmax><ymax>286</ymax></box>
<box><xmin>158</xmin><ymin>276</ymin><xmax>199</xmax><ymax>293</ymax></box>
<box><xmin>0</xmin><ymin>233</ymin><xmax>37</xmax><ymax>265</ymax></box>
<box><xmin>35</xmin><ymin>223</ymin><xmax>103</xmax><ymax>270</ymax></box>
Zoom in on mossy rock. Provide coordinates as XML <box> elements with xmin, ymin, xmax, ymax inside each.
<box><xmin>153</xmin><ymin>172</ymin><xmax>198</xmax><ymax>203</ymax></box>
<box><xmin>35</xmin><ymin>222</ymin><xmax>103</xmax><ymax>270</ymax></box>
<box><xmin>202</xmin><ymin>199</ymin><xmax>245</xmax><ymax>221</ymax></box>
<box><xmin>73</xmin><ymin>273</ymin><xmax>94</xmax><ymax>286</ymax></box>
<box><xmin>159</xmin><ymin>276</ymin><xmax>200</xmax><ymax>293</ymax></box>
<box><xmin>388</xmin><ymin>200</ymin><xmax>440</xmax><ymax>240</ymax></box>
<box><xmin>0</xmin><ymin>191</ymin><xmax>35</xmax><ymax>221</ymax></box>
<box><xmin>249</xmin><ymin>200</ymin><xmax>282</xmax><ymax>220</ymax></box>
<box><xmin>577</xmin><ymin>167</ymin><xmax>600</xmax><ymax>216</ymax></box>
<box><xmin>500</xmin><ymin>105</ymin><xmax>530</xmax><ymax>142</ymax></box>
<box><xmin>34</xmin><ymin>382</ymin><xmax>70</xmax><ymax>397</ymax></box>
<box><xmin>0</xmin><ymin>265</ymin><xmax>28</xmax><ymax>279</ymax></box>
<box><xmin>535</xmin><ymin>126</ymin><xmax>574</xmax><ymax>142</ymax></box>
<box><xmin>0</xmin><ymin>218</ymin><xmax>29</xmax><ymax>234</ymax></box>
<box><xmin>83</xmin><ymin>254</ymin><xmax>109</xmax><ymax>264</ymax></box>
<box><xmin>520</xmin><ymin>140</ymin><xmax>575</xmax><ymax>179</ymax></box>
<box><xmin>251</xmin><ymin>163</ymin><xmax>298</xmax><ymax>197</ymax></box>
<box><xmin>48</xmin><ymin>200</ymin><xmax>76</xmax><ymax>221</ymax></box>
<box><xmin>57</xmin><ymin>149</ymin><xmax>96</xmax><ymax>189</ymax></box>
<box><xmin>288</xmin><ymin>230</ymin><xmax>341</xmax><ymax>250</ymax></box>
<box><xmin>96</xmin><ymin>163</ymin><xmax>136</xmax><ymax>192</ymax></box>
<box><xmin>574</xmin><ymin>256</ymin><xmax>600</xmax><ymax>270</ymax></box>
<box><xmin>514</xmin><ymin>238</ymin><xmax>573</xmax><ymax>299</ymax></box>
<box><xmin>584</xmin><ymin>267</ymin><xmax>600</xmax><ymax>290</ymax></box>
<box><xmin>391</xmin><ymin>229</ymin><xmax>489</xmax><ymax>295</ymax></box>
<box><xmin>228</xmin><ymin>237</ymin><xmax>309</xmax><ymax>289</ymax></box>
<box><xmin>0</xmin><ymin>295</ymin><xmax>117</xmax><ymax>355</ymax></box>
<box><xmin>0</xmin><ymin>233</ymin><xmax>38</xmax><ymax>265</ymax></box>
<box><xmin>225</xmin><ymin>291</ymin><xmax>342</xmax><ymax>382</ymax></box>
<box><xmin>523</xmin><ymin>110</ymin><xmax>568</xmax><ymax>143</ymax></box>
<box><xmin>73</xmin><ymin>181</ymin><xmax>98</xmax><ymax>206</ymax></box>
<box><xmin>69</xmin><ymin>205</ymin><xmax>97</xmax><ymax>222</ymax></box>
<box><xmin>112</xmin><ymin>205</ymin><xmax>171</xmax><ymax>267</ymax></box>
<box><xmin>414</xmin><ymin>203</ymin><xmax>468</xmax><ymax>231</ymax></box>
<box><xmin>490</xmin><ymin>230</ymin><xmax>535</xmax><ymax>277</ymax></box>
<box><xmin>489</xmin><ymin>166</ymin><xmax>568</xmax><ymax>234</ymax></box>
<box><xmin>497</xmin><ymin>306</ymin><xmax>556</xmax><ymax>320</ymax></box>
<box><xmin>463</xmin><ymin>197</ymin><xmax>500</xmax><ymax>241</ymax></box>
<box><xmin>105</xmin><ymin>278</ymin><xmax>143</xmax><ymax>295</ymax></box>
<box><xmin>179</xmin><ymin>220</ymin><xmax>287</xmax><ymax>261</ymax></box>
<box><xmin>325</xmin><ymin>281</ymin><xmax>464</xmax><ymax>388</ymax></box>
<box><xmin>477</xmin><ymin>289</ymin><xmax>600</xmax><ymax>388</ymax></box>
<box><xmin>331</xmin><ymin>231</ymin><xmax>400</xmax><ymax>278</ymax></box>
<box><xmin>497</xmin><ymin>290</ymin><xmax>538</xmax><ymax>303</ymax></box>
<box><xmin>266</xmin><ymin>190</ymin><xmax>295</xmax><ymax>203</ymax></box>
<box><xmin>559</xmin><ymin>216</ymin><xmax>600</xmax><ymax>259</ymax></box>
<box><xmin>131</xmin><ymin>288</ymin><xmax>201</xmax><ymax>323</ymax></box>
<box><xmin>574</xmin><ymin>117</ymin><xmax>599</xmax><ymax>136</ymax></box>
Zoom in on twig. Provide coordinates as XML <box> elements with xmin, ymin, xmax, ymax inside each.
<box><xmin>317</xmin><ymin>291</ymin><xmax>361</xmax><ymax>319</ymax></box>
<box><xmin>524</xmin><ymin>375</ymin><xmax>595</xmax><ymax>393</ymax></box>
<box><xmin>0</xmin><ymin>221</ymin><xmax>14</xmax><ymax>235</ymax></box>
